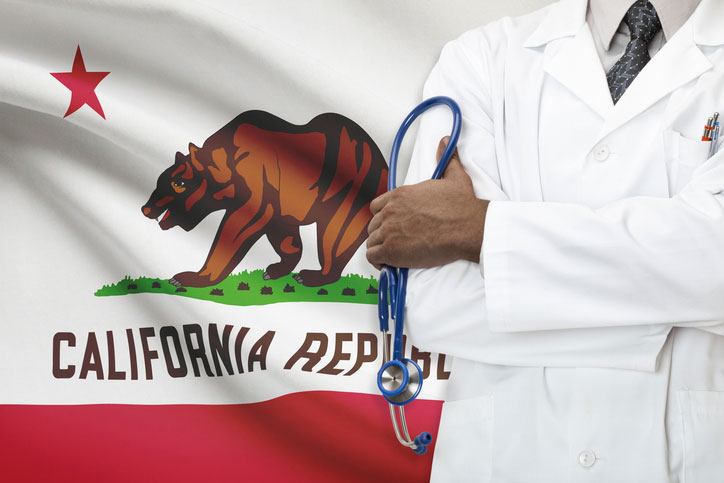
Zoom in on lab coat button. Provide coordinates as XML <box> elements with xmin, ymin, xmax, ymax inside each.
<box><xmin>593</xmin><ymin>145</ymin><xmax>610</xmax><ymax>161</ymax></box>
<box><xmin>578</xmin><ymin>450</ymin><xmax>596</xmax><ymax>468</ymax></box>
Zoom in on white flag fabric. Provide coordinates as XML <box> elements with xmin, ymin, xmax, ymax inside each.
<box><xmin>0</xmin><ymin>0</ymin><xmax>552</xmax><ymax>480</ymax></box>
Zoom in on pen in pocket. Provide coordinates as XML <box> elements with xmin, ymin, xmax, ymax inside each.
<box><xmin>710</xmin><ymin>112</ymin><xmax>720</xmax><ymax>158</ymax></box>
<box><xmin>702</xmin><ymin>113</ymin><xmax>720</xmax><ymax>158</ymax></box>
<box><xmin>702</xmin><ymin>116</ymin><xmax>714</xmax><ymax>141</ymax></box>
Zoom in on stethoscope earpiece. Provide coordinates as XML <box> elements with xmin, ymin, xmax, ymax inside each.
<box><xmin>413</xmin><ymin>432</ymin><xmax>433</xmax><ymax>455</ymax></box>
<box><xmin>377</xmin><ymin>96</ymin><xmax>462</xmax><ymax>455</ymax></box>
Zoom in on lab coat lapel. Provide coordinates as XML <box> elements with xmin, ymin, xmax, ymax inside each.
<box><xmin>542</xmin><ymin>24</ymin><xmax>614</xmax><ymax>120</ymax></box>
<box><xmin>594</xmin><ymin>24</ymin><xmax>712</xmax><ymax>144</ymax></box>
<box><xmin>526</xmin><ymin>0</ymin><xmax>724</xmax><ymax>145</ymax></box>
<box><xmin>524</xmin><ymin>0</ymin><xmax>612</xmax><ymax>119</ymax></box>
<box><xmin>693</xmin><ymin>0</ymin><xmax>724</xmax><ymax>48</ymax></box>
<box><xmin>513</xmin><ymin>0</ymin><xmax>587</xmax><ymax>203</ymax></box>
<box><xmin>518</xmin><ymin>0</ymin><xmax>608</xmax><ymax>201</ymax></box>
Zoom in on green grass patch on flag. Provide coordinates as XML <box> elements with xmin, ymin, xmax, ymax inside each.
<box><xmin>95</xmin><ymin>270</ymin><xmax>379</xmax><ymax>306</ymax></box>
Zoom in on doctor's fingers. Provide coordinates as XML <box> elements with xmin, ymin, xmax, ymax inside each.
<box><xmin>365</xmin><ymin>245</ymin><xmax>383</xmax><ymax>271</ymax></box>
<box><xmin>370</xmin><ymin>190</ymin><xmax>390</xmax><ymax>215</ymax></box>
<box><xmin>367</xmin><ymin>210</ymin><xmax>383</xmax><ymax>236</ymax></box>
<box><xmin>366</xmin><ymin>214</ymin><xmax>398</xmax><ymax>269</ymax></box>
<box><xmin>365</xmin><ymin>220</ymin><xmax>387</xmax><ymax>270</ymax></box>
<box><xmin>437</xmin><ymin>136</ymin><xmax>455</xmax><ymax>161</ymax></box>
<box><xmin>437</xmin><ymin>137</ymin><xmax>473</xmax><ymax>188</ymax></box>
<box><xmin>370</xmin><ymin>183</ymin><xmax>413</xmax><ymax>216</ymax></box>
<box><xmin>366</xmin><ymin>215</ymin><xmax>391</xmax><ymax>248</ymax></box>
<box><xmin>442</xmin><ymin>156</ymin><xmax>474</xmax><ymax>189</ymax></box>
<box><xmin>366</xmin><ymin>231</ymin><xmax>404</xmax><ymax>268</ymax></box>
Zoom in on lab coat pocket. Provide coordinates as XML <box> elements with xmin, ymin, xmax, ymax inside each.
<box><xmin>678</xmin><ymin>389</ymin><xmax>724</xmax><ymax>482</ymax></box>
<box><xmin>664</xmin><ymin>131</ymin><xmax>711</xmax><ymax>194</ymax></box>
<box><xmin>430</xmin><ymin>394</ymin><xmax>493</xmax><ymax>483</ymax></box>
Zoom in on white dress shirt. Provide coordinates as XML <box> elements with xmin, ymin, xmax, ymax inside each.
<box><xmin>588</xmin><ymin>0</ymin><xmax>702</xmax><ymax>72</ymax></box>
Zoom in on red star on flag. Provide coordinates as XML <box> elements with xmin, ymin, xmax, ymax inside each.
<box><xmin>51</xmin><ymin>46</ymin><xmax>110</xmax><ymax>119</ymax></box>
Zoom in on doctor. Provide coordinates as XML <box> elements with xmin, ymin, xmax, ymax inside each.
<box><xmin>367</xmin><ymin>0</ymin><xmax>724</xmax><ymax>481</ymax></box>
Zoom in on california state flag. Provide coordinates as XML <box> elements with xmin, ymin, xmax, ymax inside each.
<box><xmin>0</xmin><ymin>0</ymin><xmax>456</xmax><ymax>481</ymax></box>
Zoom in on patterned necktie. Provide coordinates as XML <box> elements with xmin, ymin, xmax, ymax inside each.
<box><xmin>606</xmin><ymin>0</ymin><xmax>662</xmax><ymax>104</ymax></box>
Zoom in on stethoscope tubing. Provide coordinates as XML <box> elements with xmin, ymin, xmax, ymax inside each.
<box><xmin>388</xmin><ymin>95</ymin><xmax>462</xmax><ymax>190</ymax></box>
<box><xmin>377</xmin><ymin>96</ymin><xmax>462</xmax><ymax>454</ymax></box>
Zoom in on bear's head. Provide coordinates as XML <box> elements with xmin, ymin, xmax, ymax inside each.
<box><xmin>141</xmin><ymin>142</ymin><xmax>247</xmax><ymax>231</ymax></box>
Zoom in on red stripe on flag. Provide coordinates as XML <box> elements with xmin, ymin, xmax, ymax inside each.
<box><xmin>0</xmin><ymin>391</ymin><xmax>442</xmax><ymax>482</ymax></box>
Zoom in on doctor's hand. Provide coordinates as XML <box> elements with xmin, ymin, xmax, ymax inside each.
<box><xmin>366</xmin><ymin>137</ymin><xmax>489</xmax><ymax>269</ymax></box>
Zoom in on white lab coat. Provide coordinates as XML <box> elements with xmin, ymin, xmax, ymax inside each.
<box><xmin>404</xmin><ymin>0</ymin><xmax>724</xmax><ymax>481</ymax></box>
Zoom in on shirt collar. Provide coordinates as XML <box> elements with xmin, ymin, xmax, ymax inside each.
<box><xmin>589</xmin><ymin>0</ymin><xmax>702</xmax><ymax>50</ymax></box>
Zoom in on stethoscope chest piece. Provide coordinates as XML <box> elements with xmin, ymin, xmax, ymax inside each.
<box><xmin>378</xmin><ymin>358</ymin><xmax>423</xmax><ymax>405</ymax></box>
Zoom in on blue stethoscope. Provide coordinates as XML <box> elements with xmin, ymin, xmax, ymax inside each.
<box><xmin>377</xmin><ymin>96</ymin><xmax>461</xmax><ymax>455</ymax></box>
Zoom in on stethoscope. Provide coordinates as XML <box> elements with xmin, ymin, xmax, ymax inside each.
<box><xmin>377</xmin><ymin>96</ymin><xmax>461</xmax><ymax>455</ymax></box>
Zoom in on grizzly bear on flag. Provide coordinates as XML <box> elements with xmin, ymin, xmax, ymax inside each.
<box><xmin>142</xmin><ymin>110</ymin><xmax>388</xmax><ymax>287</ymax></box>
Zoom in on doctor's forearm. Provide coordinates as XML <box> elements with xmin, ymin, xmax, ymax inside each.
<box><xmin>482</xmin><ymin>189</ymin><xmax>724</xmax><ymax>333</ymax></box>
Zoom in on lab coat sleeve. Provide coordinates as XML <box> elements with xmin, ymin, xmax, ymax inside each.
<box><xmin>404</xmin><ymin>32</ymin><xmax>676</xmax><ymax>372</ymax></box>
<box><xmin>483</xmin><ymin>160</ymin><xmax>724</xmax><ymax>334</ymax></box>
